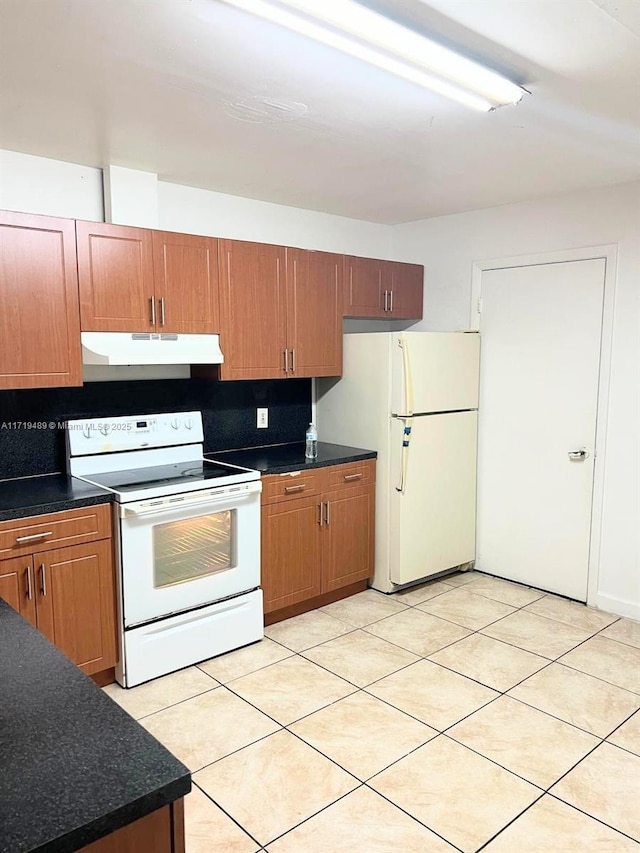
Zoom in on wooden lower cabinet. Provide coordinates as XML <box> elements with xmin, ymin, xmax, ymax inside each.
<box><xmin>81</xmin><ymin>800</ymin><xmax>184</xmax><ymax>853</ymax></box>
<box><xmin>0</xmin><ymin>555</ymin><xmax>37</xmax><ymax>625</ymax></box>
<box><xmin>262</xmin><ymin>461</ymin><xmax>375</xmax><ymax>617</ymax></box>
<box><xmin>322</xmin><ymin>483</ymin><xmax>374</xmax><ymax>593</ymax></box>
<box><xmin>35</xmin><ymin>539</ymin><xmax>117</xmax><ymax>675</ymax></box>
<box><xmin>261</xmin><ymin>495</ymin><xmax>323</xmax><ymax>611</ymax></box>
<box><xmin>0</xmin><ymin>505</ymin><xmax>117</xmax><ymax>676</ymax></box>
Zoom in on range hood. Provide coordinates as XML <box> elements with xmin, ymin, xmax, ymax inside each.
<box><xmin>81</xmin><ymin>332</ymin><xmax>224</xmax><ymax>366</ymax></box>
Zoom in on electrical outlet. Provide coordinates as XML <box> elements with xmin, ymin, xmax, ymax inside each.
<box><xmin>257</xmin><ymin>407</ymin><xmax>269</xmax><ymax>429</ymax></box>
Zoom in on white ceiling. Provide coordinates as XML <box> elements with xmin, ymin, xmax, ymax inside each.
<box><xmin>0</xmin><ymin>0</ymin><xmax>639</xmax><ymax>223</ymax></box>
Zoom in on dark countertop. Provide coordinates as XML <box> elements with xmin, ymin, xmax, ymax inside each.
<box><xmin>208</xmin><ymin>441</ymin><xmax>377</xmax><ymax>474</ymax></box>
<box><xmin>0</xmin><ymin>474</ymin><xmax>112</xmax><ymax>523</ymax></box>
<box><xmin>0</xmin><ymin>442</ymin><xmax>376</xmax><ymax>522</ymax></box>
<box><xmin>0</xmin><ymin>599</ymin><xmax>191</xmax><ymax>853</ymax></box>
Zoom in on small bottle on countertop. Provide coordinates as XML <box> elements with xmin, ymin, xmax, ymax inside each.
<box><xmin>305</xmin><ymin>422</ymin><xmax>318</xmax><ymax>460</ymax></box>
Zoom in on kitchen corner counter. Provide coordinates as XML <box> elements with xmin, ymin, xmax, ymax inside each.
<box><xmin>0</xmin><ymin>599</ymin><xmax>191</xmax><ymax>853</ymax></box>
<box><xmin>208</xmin><ymin>441</ymin><xmax>376</xmax><ymax>474</ymax></box>
<box><xmin>0</xmin><ymin>474</ymin><xmax>113</xmax><ymax>522</ymax></box>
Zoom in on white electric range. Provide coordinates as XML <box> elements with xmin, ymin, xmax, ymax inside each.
<box><xmin>66</xmin><ymin>411</ymin><xmax>263</xmax><ymax>687</ymax></box>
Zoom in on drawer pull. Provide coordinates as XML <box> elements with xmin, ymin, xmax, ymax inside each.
<box><xmin>16</xmin><ymin>531</ymin><xmax>53</xmax><ymax>544</ymax></box>
<box><xmin>344</xmin><ymin>473</ymin><xmax>363</xmax><ymax>482</ymax></box>
<box><xmin>25</xmin><ymin>566</ymin><xmax>33</xmax><ymax>600</ymax></box>
<box><xmin>284</xmin><ymin>484</ymin><xmax>306</xmax><ymax>494</ymax></box>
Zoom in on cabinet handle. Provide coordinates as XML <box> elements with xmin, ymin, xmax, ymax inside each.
<box><xmin>25</xmin><ymin>566</ymin><xmax>33</xmax><ymax>600</ymax></box>
<box><xmin>383</xmin><ymin>290</ymin><xmax>388</xmax><ymax>312</ymax></box>
<box><xmin>284</xmin><ymin>484</ymin><xmax>306</xmax><ymax>494</ymax></box>
<box><xmin>39</xmin><ymin>564</ymin><xmax>47</xmax><ymax>597</ymax></box>
<box><xmin>159</xmin><ymin>297</ymin><xmax>166</xmax><ymax>326</ymax></box>
<box><xmin>324</xmin><ymin>501</ymin><xmax>330</xmax><ymax>525</ymax></box>
<box><xmin>283</xmin><ymin>349</ymin><xmax>289</xmax><ymax>373</ymax></box>
<box><xmin>344</xmin><ymin>473</ymin><xmax>363</xmax><ymax>482</ymax></box>
<box><xmin>150</xmin><ymin>297</ymin><xmax>156</xmax><ymax>326</ymax></box>
<box><xmin>389</xmin><ymin>290</ymin><xmax>394</xmax><ymax>312</ymax></box>
<box><xmin>317</xmin><ymin>503</ymin><xmax>323</xmax><ymax>526</ymax></box>
<box><xmin>16</xmin><ymin>531</ymin><xmax>53</xmax><ymax>544</ymax></box>
<box><xmin>291</xmin><ymin>348</ymin><xmax>296</xmax><ymax>373</ymax></box>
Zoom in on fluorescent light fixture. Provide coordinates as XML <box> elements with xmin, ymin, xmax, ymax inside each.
<box><xmin>219</xmin><ymin>0</ymin><xmax>525</xmax><ymax>111</ymax></box>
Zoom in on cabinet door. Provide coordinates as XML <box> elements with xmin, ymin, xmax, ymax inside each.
<box><xmin>35</xmin><ymin>540</ymin><xmax>117</xmax><ymax>675</ymax></box>
<box><xmin>152</xmin><ymin>231</ymin><xmax>219</xmax><ymax>334</ymax></box>
<box><xmin>343</xmin><ymin>255</ymin><xmax>386</xmax><ymax>318</ymax></box>
<box><xmin>322</xmin><ymin>484</ymin><xmax>374</xmax><ymax>593</ymax></box>
<box><xmin>0</xmin><ymin>555</ymin><xmax>36</xmax><ymax>625</ymax></box>
<box><xmin>77</xmin><ymin>221</ymin><xmax>155</xmax><ymax>332</ymax></box>
<box><xmin>388</xmin><ymin>262</ymin><xmax>424</xmax><ymax>320</ymax></box>
<box><xmin>218</xmin><ymin>240</ymin><xmax>287</xmax><ymax>379</ymax></box>
<box><xmin>287</xmin><ymin>249</ymin><xmax>342</xmax><ymax>377</ymax></box>
<box><xmin>261</xmin><ymin>496</ymin><xmax>323</xmax><ymax>612</ymax></box>
<box><xmin>0</xmin><ymin>211</ymin><xmax>82</xmax><ymax>390</ymax></box>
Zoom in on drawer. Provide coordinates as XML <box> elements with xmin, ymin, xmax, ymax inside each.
<box><xmin>323</xmin><ymin>459</ymin><xmax>376</xmax><ymax>491</ymax></box>
<box><xmin>0</xmin><ymin>503</ymin><xmax>112</xmax><ymax>561</ymax></box>
<box><xmin>261</xmin><ymin>469</ymin><xmax>323</xmax><ymax>505</ymax></box>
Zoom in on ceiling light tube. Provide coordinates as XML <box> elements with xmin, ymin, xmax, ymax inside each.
<box><xmin>219</xmin><ymin>0</ymin><xmax>525</xmax><ymax>111</ymax></box>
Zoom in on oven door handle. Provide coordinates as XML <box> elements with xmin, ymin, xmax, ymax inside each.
<box><xmin>119</xmin><ymin>492</ymin><xmax>257</xmax><ymax>518</ymax></box>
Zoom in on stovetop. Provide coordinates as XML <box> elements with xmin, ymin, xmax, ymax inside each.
<box><xmin>74</xmin><ymin>458</ymin><xmax>261</xmax><ymax>503</ymax></box>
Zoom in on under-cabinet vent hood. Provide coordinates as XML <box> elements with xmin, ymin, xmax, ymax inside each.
<box><xmin>81</xmin><ymin>332</ymin><xmax>224</xmax><ymax>366</ymax></box>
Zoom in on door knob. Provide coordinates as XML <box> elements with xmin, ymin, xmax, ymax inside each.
<box><xmin>568</xmin><ymin>449</ymin><xmax>589</xmax><ymax>460</ymax></box>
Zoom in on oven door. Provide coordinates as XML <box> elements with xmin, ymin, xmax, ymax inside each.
<box><xmin>118</xmin><ymin>481</ymin><xmax>261</xmax><ymax>627</ymax></box>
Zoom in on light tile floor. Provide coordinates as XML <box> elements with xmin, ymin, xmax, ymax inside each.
<box><xmin>104</xmin><ymin>571</ymin><xmax>640</xmax><ymax>852</ymax></box>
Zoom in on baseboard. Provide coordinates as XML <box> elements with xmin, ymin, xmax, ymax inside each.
<box><xmin>594</xmin><ymin>592</ymin><xmax>640</xmax><ymax>621</ymax></box>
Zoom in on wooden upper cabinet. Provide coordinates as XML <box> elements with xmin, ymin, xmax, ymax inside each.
<box><xmin>0</xmin><ymin>210</ymin><xmax>82</xmax><ymax>390</ymax></box>
<box><xmin>387</xmin><ymin>261</ymin><xmax>424</xmax><ymax>319</ymax></box>
<box><xmin>286</xmin><ymin>249</ymin><xmax>342</xmax><ymax>378</ymax></box>
<box><xmin>218</xmin><ymin>239</ymin><xmax>287</xmax><ymax>380</ymax></box>
<box><xmin>343</xmin><ymin>255</ymin><xmax>385</xmax><ymax>317</ymax></box>
<box><xmin>343</xmin><ymin>255</ymin><xmax>423</xmax><ymax>320</ymax></box>
<box><xmin>77</xmin><ymin>221</ymin><xmax>155</xmax><ymax>332</ymax></box>
<box><xmin>152</xmin><ymin>231</ymin><xmax>219</xmax><ymax>334</ymax></box>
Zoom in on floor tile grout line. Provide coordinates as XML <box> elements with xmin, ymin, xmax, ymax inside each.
<box><xmin>191</xmin><ymin>779</ymin><xmax>265</xmax><ymax>848</ymax></box>
<box><xmin>248</xmin><ymin>783</ymin><xmax>366</xmax><ymax>850</ymax></box>
<box><xmin>473</xmin><ymin>790</ymin><xmax>548</xmax><ymax>853</ymax></box>
<box><xmin>360</xmin><ymin>779</ymin><xmax>467</xmax><ymax>853</ymax></box>
<box><xmin>127</xmin><ymin>683</ymin><xmax>221</xmax><ymax>722</ymax></box>
<box><xmin>545</xmin><ymin>790</ymin><xmax>640</xmax><ymax>845</ymax></box>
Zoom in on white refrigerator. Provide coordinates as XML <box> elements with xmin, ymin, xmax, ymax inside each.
<box><xmin>317</xmin><ymin>332</ymin><xmax>480</xmax><ymax>593</ymax></box>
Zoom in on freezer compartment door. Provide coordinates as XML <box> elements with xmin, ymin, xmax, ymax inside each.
<box><xmin>390</xmin><ymin>411</ymin><xmax>477</xmax><ymax>585</ymax></box>
<box><xmin>391</xmin><ymin>332</ymin><xmax>480</xmax><ymax>415</ymax></box>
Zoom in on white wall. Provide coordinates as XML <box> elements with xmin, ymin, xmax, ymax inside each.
<box><xmin>157</xmin><ymin>181</ymin><xmax>392</xmax><ymax>257</ymax></box>
<box><xmin>0</xmin><ymin>149</ymin><xmax>103</xmax><ymax>221</ymax></box>
<box><xmin>392</xmin><ymin>181</ymin><xmax>640</xmax><ymax>617</ymax></box>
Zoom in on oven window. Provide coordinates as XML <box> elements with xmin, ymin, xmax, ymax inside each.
<box><xmin>152</xmin><ymin>510</ymin><xmax>236</xmax><ymax>588</ymax></box>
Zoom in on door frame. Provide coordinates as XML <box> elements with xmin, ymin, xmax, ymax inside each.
<box><xmin>469</xmin><ymin>244</ymin><xmax>617</xmax><ymax>609</ymax></box>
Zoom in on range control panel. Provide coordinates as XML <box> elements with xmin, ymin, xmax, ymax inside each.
<box><xmin>66</xmin><ymin>411</ymin><xmax>204</xmax><ymax>456</ymax></box>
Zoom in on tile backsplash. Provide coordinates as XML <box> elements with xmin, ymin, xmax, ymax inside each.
<box><xmin>0</xmin><ymin>378</ymin><xmax>311</xmax><ymax>480</ymax></box>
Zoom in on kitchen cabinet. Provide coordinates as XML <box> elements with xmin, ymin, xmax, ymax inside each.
<box><xmin>215</xmin><ymin>240</ymin><xmax>343</xmax><ymax>380</ymax></box>
<box><xmin>0</xmin><ymin>210</ymin><xmax>82</xmax><ymax>390</ymax></box>
<box><xmin>81</xmin><ymin>802</ymin><xmax>183</xmax><ymax>853</ymax></box>
<box><xmin>0</xmin><ymin>503</ymin><xmax>117</xmax><ymax>676</ymax></box>
<box><xmin>77</xmin><ymin>221</ymin><xmax>219</xmax><ymax>334</ymax></box>
<box><xmin>286</xmin><ymin>248</ymin><xmax>342</xmax><ymax>377</ymax></box>
<box><xmin>343</xmin><ymin>255</ymin><xmax>424</xmax><ymax>320</ymax></box>
<box><xmin>261</xmin><ymin>460</ymin><xmax>375</xmax><ymax>620</ymax></box>
<box><xmin>217</xmin><ymin>239</ymin><xmax>287</xmax><ymax>380</ymax></box>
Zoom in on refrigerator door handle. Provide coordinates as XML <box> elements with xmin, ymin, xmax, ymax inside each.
<box><xmin>396</xmin><ymin>420</ymin><xmax>413</xmax><ymax>494</ymax></box>
<box><xmin>397</xmin><ymin>335</ymin><xmax>414</xmax><ymax>417</ymax></box>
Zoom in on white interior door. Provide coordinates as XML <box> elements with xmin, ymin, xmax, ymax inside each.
<box><xmin>477</xmin><ymin>259</ymin><xmax>605</xmax><ymax>600</ymax></box>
